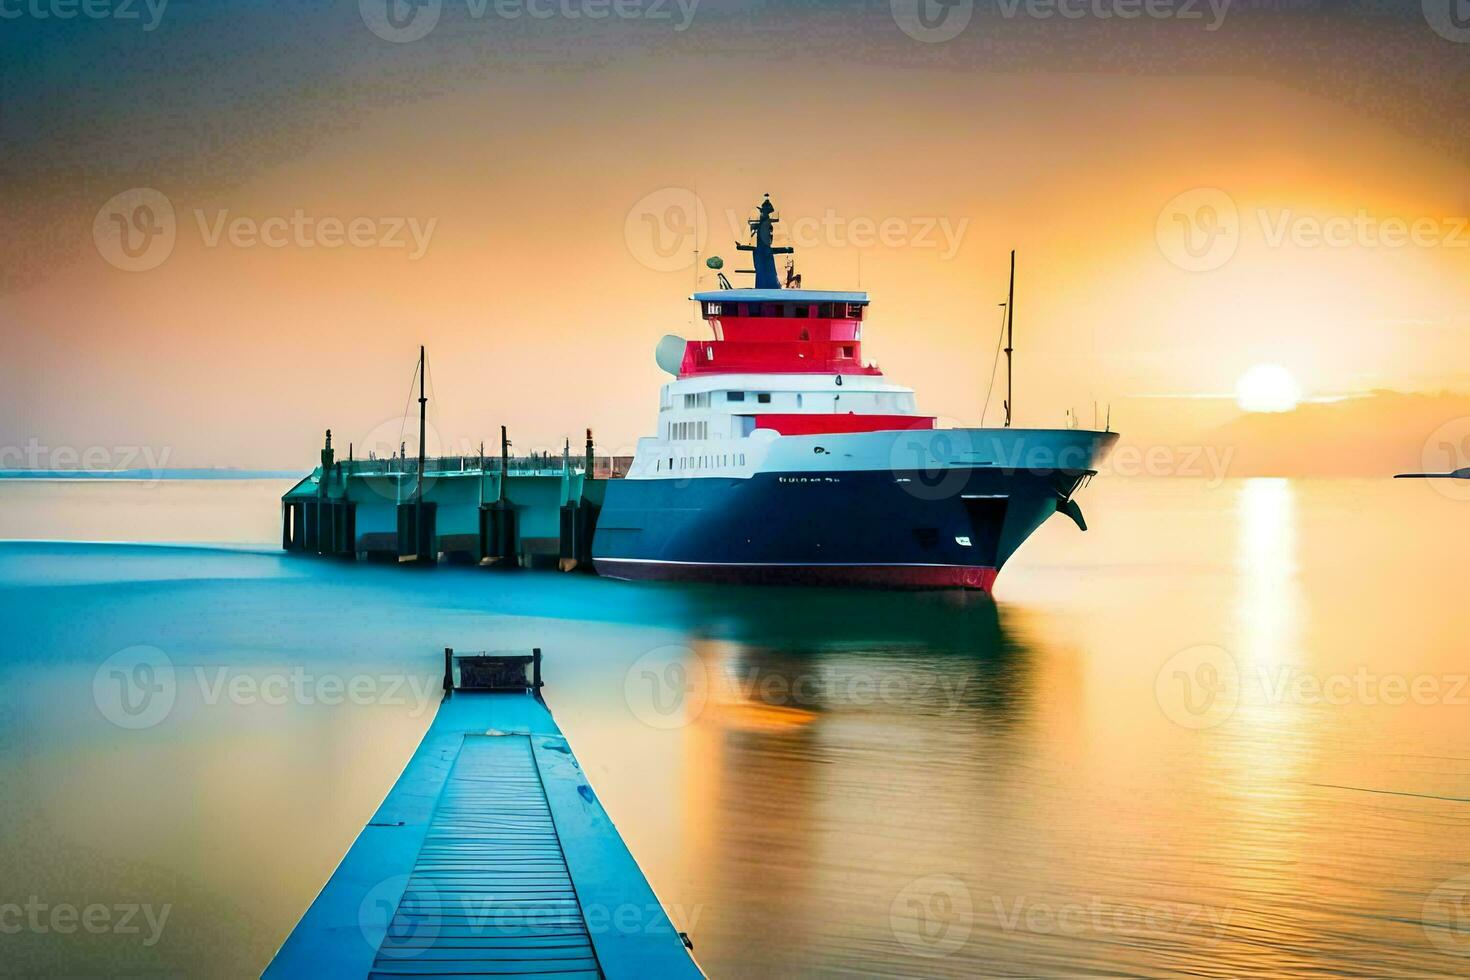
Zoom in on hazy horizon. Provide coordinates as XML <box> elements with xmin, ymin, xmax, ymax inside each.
<box><xmin>4</xmin><ymin>1</ymin><xmax>1468</xmax><ymax>474</ymax></box>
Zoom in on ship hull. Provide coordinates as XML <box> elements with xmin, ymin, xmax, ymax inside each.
<box><xmin>592</xmin><ymin>462</ymin><xmax>1094</xmax><ymax>594</ymax></box>
<box><xmin>594</xmin><ymin>557</ymin><xmax>998</xmax><ymax>591</ymax></box>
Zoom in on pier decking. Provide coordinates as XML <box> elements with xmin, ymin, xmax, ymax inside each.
<box><xmin>265</xmin><ymin>651</ymin><xmax>701</xmax><ymax>979</ymax></box>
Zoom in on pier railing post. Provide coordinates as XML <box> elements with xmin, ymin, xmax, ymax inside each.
<box><xmin>443</xmin><ymin>647</ymin><xmax>454</xmax><ymax>695</ymax></box>
<box><xmin>531</xmin><ymin>648</ymin><xmax>543</xmax><ymax>696</ymax></box>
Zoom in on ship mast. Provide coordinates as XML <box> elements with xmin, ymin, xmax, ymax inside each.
<box><xmin>415</xmin><ymin>345</ymin><xmax>427</xmax><ymax>505</ymax></box>
<box><xmin>1004</xmin><ymin>250</ymin><xmax>1015</xmax><ymax>428</ymax></box>
<box><xmin>735</xmin><ymin>195</ymin><xmax>794</xmax><ymax>289</ymax></box>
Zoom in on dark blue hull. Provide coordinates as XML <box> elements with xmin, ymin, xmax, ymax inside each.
<box><xmin>591</xmin><ymin>467</ymin><xmax>1088</xmax><ymax>592</ymax></box>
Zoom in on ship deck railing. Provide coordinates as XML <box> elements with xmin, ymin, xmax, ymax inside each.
<box><xmin>331</xmin><ymin>456</ymin><xmax>630</xmax><ymax>478</ymax></box>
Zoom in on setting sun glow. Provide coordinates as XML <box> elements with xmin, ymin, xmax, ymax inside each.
<box><xmin>1235</xmin><ymin>364</ymin><xmax>1303</xmax><ymax>414</ymax></box>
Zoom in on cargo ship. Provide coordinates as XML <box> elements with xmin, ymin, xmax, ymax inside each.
<box><xmin>590</xmin><ymin>195</ymin><xmax>1117</xmax><ymax>593</ymax></box>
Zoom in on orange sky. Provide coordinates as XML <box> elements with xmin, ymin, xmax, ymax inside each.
<box><xmin>3</xmin><ymin>6</ymin><xmax>1467</xmax><ymax>469</ymax></box>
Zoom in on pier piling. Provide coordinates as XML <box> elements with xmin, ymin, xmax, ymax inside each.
<box><xmin>282</xmin><ymin>427</ymin><xmax>626</xmax><ymax>573</ymax></box>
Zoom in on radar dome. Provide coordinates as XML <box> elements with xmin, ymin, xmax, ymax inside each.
<box><xmin>655</xmin><ymin>335</ymin><xmax>687</xmax><ymax>376</ymax></box>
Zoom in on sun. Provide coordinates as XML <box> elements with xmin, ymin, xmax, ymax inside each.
<box><xmin>1235</xmin><ymin>363</ymin><xmax>1303</xmax><ymax>413</ymax></box>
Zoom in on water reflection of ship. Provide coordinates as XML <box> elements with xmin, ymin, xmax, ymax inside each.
<box><xmin>663</xmin><ymin>584</ymin><xmax>1038</xmax><ymax>725</ymax></box>
<box><xmin>667</xmin><ymin>587</ymin><xmax>1043</xmax><ymax>972</ymax></box>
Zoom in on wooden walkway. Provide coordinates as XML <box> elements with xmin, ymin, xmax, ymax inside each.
<box><xmin>266</xmin><ymin>652</ymin><xmax>701</xmax><ymax>980</ymax></box>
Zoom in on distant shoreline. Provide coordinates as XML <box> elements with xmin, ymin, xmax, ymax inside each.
<box><xmin>0</xmin><ymin>469</ymin><xmax>300</xmax><ymax>481</ymax></box>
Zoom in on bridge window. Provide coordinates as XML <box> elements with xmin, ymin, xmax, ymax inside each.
<box><xmin>726</xmin><ymin>391</ymin><xmax>744</xmax><ymax>402</ymax></box>
<box><xmin>793</xmin><ymin>304</ymin><xmax>809</xmax><ymax>318</ymax></box>
<box><xmin>756</xmin><ymin>393</ymin><xmax>771</xmax><ymax>404</ymax></box>
<box><xmin>840</xmin><ymin>345</ymin><xmax>854</xmax><ymax>358</ymax></box>
<box><xmin>817</xmin><ymin>302</ymin><xmax>834</xmax><ymax>318</ymax></box>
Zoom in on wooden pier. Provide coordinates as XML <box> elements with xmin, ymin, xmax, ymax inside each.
<box><xmin>265</xmin><ymin>650</ymin><xmax>701</xmax><ymax>979</ymax></box>
<box><xmin>281</xmin><ymin>430</ymin><xmax>629</xmax><ymax>571</ymax></box>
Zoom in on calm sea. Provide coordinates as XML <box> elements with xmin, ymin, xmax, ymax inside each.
<box><xmin>1</xmin><ymin>477</ymin><xmax>1468</xmax><ymax>976</ymax></box>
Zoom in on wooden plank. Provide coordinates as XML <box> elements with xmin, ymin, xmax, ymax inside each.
<box><xmin>266</xmin><ymin>683</ymin><xmax>701</xmax><ymax>979</ymax></box>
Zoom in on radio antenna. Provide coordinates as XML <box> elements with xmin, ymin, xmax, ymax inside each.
<box><xmin>1004</xmin><ymin>250</ymin><xmax>1015</xmax><ymax>428</ymax></box>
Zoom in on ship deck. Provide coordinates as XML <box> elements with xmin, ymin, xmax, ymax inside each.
<box><xmin>264</xmin><ymin>654</ymin><xmax>701</xmax><ymax>980</ymax></box>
